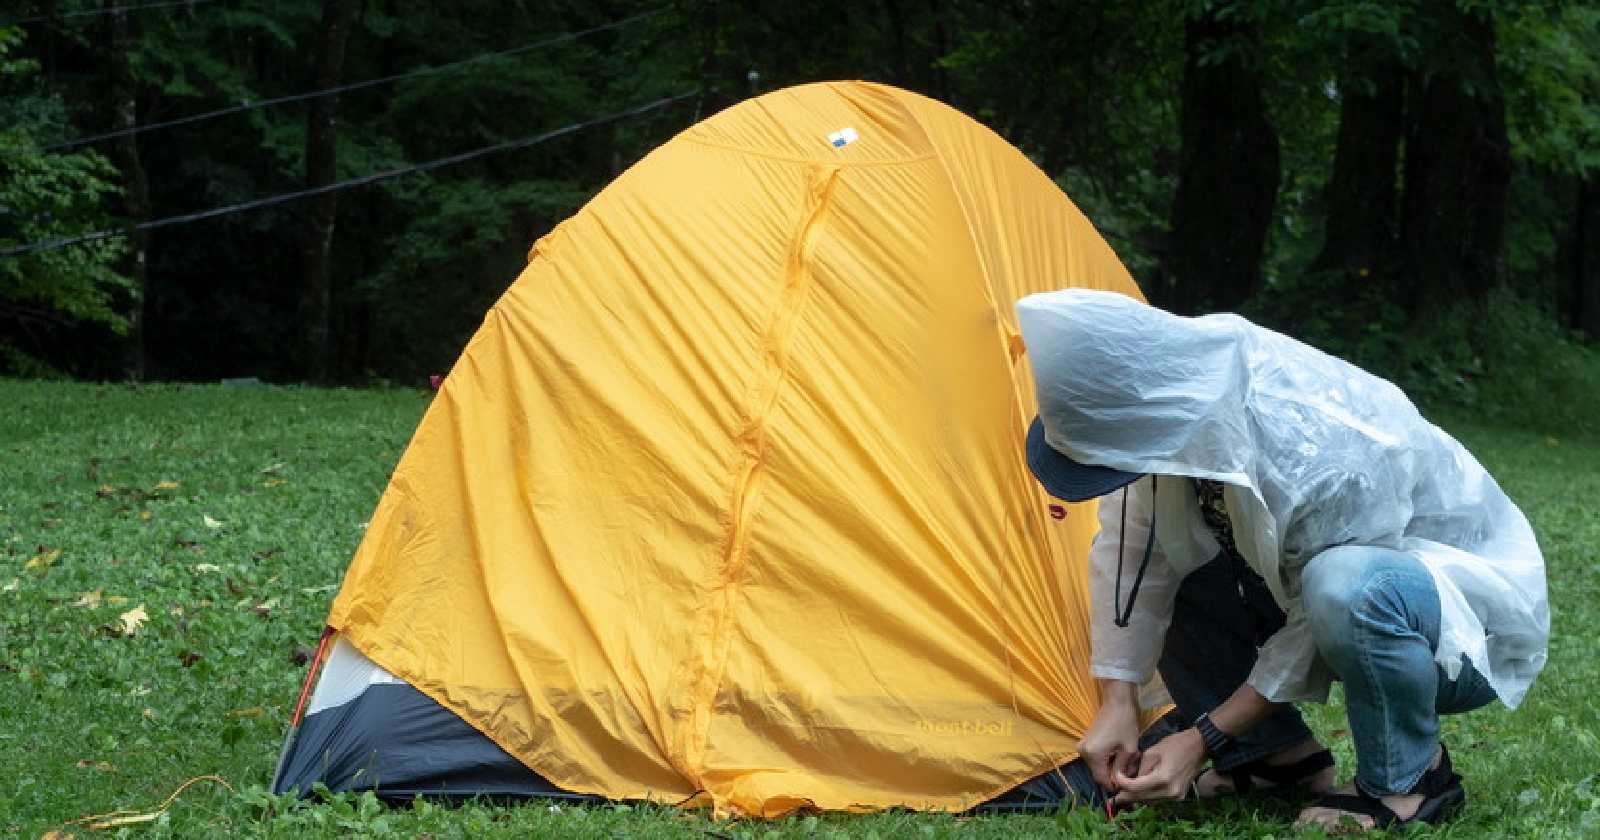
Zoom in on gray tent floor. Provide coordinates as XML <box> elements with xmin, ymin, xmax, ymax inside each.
<box><xmin>274</xmin><ymin>680</ymin><xmax>1181</xmax><ymax>812</ymax></box>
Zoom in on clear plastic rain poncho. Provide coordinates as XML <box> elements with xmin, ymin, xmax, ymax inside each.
<box><xmin>1017</xmin><ymin>289</ymin><xmax>1548</xmax><ymax>709</ymax></box>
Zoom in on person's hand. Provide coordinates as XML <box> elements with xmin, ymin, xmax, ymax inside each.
<box><xmin>1080</xmin><ymin>681</ymin><xmax>1143</xmax><ymax>792</ymax></box>
<box><xmin>1112</xmin><ymin>727</ymin><xmax>1207</xmax><ymax>805</ymax></box>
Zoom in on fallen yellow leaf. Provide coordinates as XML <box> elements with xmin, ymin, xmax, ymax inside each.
<box><xmin>153</xmin><ymin>480</ymin><xmax>180</xmax><ymax>491</ymax></box>
<box><xmin>118</xmin><ymin>605</ymin><xmax>148</xmax><ymax>636</ymax></box>
<box><xmin>193</xmin><ymin>563</ymin><xmax>221</xmax><ymax>574</ymax></box>
<box><xmin>72</xmin><ymin>589</ymin><xmax>103</xmax><ymax>608</ymax></box>
<box><xmin>96</xmin><ymin>484</ymin><xmax>118</xmax><ymax>497</ymax></box>
<box><xmin>25</xmin><ymin>548</ymin><xmax>61</xmax><ymax>571</ymax></box>
<box><xmin>107</xmin><ymin>594</ymin><xmax>129</xmax><ymax>605</ymax></box>
<box><xmin>228</xmin><ymin>707</ymin><xmax>264</xmax><ymax>718</ymax></box>
<box><xmin>202</xmin><ymin>514</ymin><xmax>224</xmax><ymax>529</ymax></box>
<box><xmin>39</xmin><ymin>830</ymin><xmax>75</xmax><ymax>840</ymax></box>
<box><xmin>138</xmin><ymin>510</ymin><xmax>153</xmax><ymax>521</ymax></box>
<box><xmin>262</xmin><ymin>478</ymin><xmax>285</xmax><ymax>488</ymax></box>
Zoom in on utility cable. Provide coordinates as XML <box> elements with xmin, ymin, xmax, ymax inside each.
<box><xmin>1</xmin><ymin>91</ymin><xmax>695</xmax><ymax>258</ymax></box>
<box><xmin>42</xmin><ymin>6</ymin><xmax>669</xmax><ymax>152</ymax></box>
<box><xmin>3</xmin><ymin>0</ymin><xmax>223</xmax><ymax>29</ymax></box>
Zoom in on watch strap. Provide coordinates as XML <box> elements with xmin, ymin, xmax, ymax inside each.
<box><xmin>1194</xmin><ymin>712</ymin><xmax>1234</xmax><ymax>758</ymax></box>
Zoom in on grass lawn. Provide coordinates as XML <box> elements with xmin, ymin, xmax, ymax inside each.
<box><xmin>2</xmin><ymin>380</ymin><xmax>1596</xmax><ymax>838</ymax></box>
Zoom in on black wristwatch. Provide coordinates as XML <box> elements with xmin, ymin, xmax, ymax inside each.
<box><xmin>1194</xmin><ymin>712</ymin><xmax>1235</xmax><ymax>759</ymax></box>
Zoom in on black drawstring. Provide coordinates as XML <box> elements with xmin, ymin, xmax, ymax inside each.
<box><xmin>1113</xmin><ymin>475</ymin><xmax>1158</xmax><ymax>628</ymax></box>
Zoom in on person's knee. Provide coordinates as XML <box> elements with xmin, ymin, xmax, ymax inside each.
<box><xmin>1301</xmin><ymin>547</ymin><xmax>1409</xmax><ymax>644</ymax></box>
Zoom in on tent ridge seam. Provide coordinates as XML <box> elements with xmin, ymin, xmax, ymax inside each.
<box><xmin>680</xmin><ymin>163</ymin><xmax>842</xmax><ymax>794</ymax></box>
<box><xmin>683</xmin><ymin>135</ymin><xmax>937</xmax><ymax>167</ymax></box>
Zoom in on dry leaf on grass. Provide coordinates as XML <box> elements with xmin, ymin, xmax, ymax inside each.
<box><xmin>118</xmin><ymin>605</ymin><xmax>148</xmax><ymax>636</ymax></box>
<box><xmin>202</xmin><ymin>515</ymin><xmax>224</xmax><ymax>530</ymax></box>
<box><xmin>71</xmin><ymin>589</ymin><xmax>103</xmax><ymax>608</ymax></box>
<box><xmin>25</xmin><ymin>548</ymin><xmax>61</xmax><ymax>571</ymax></box>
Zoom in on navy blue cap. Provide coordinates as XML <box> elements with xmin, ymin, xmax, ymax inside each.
<box><xmin>1025</xmin><ymin>416</ymin><xmax>1142</xmax><ymax>502</ymax></box>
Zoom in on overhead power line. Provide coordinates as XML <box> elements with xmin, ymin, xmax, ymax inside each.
<box><xmin>1</xmin><ymin>91</ymin><xmax>695</xmax><ymax>259</ymax></box>
<box><xmin>43</xmin><ymin>6</ymin><xmax>669</xmax><ymax>152</ymax></box>
<box><xmin>3</xmin><ymin>0</ymin><xmax>223</xmax><ymax>28</ymax></box>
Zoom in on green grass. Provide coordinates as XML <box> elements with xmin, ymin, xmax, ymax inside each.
<box><xmin>2</xmin><ymin>380</ymin><xmax>1597</xmax><ymax>838</ymax></box>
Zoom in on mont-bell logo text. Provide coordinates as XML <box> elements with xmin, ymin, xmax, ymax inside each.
<box><xmin>916</xmin><ymin>719</ymin><xmax>1015</xmax><ymax>737</ymax></box>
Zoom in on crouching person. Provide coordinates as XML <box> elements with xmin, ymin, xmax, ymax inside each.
<box><xmin>1017</xmin><ymin>289</ymin><xmax>1548</xmax><ymax>833</ymax></box>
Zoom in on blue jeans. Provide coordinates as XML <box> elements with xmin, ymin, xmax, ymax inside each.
<box><xmin>1159</xmin><ymin>546</ymin><xmax>1497</xmax><ymax>796</ymax></box>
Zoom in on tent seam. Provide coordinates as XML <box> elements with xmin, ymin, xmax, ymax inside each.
<box><xmin>682</xmin><ymin>135</ymin><xmax>937</xmax><ymax>167</ymax></box>
<box><xmin>681</xmin><ymin>163</ymin><xmax>841</xmax><ymax>800</ymax></box>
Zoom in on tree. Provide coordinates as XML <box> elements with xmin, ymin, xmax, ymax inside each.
<box><xmin>299</xmin><ymin>0</ymin><xmax>359</xmax><ymax>382</ymax></box>
<box><xmin>103</xmin><ymin>2</ymin><xmax>151</xmax><ymax>380</ymax></box>
<box><xmin>1312</xmin><ymin>34</ymin><xmax>1403</xmax><ymax>277</ymax></box>
<box><xmin>1163</xmin><ymin>0</ymin><xmax>1281</xmax><ymax>314</ymax></box>
<box><xmin>1291</xmin><ymin>3</ymin><xmax>1525</xmax><ymax>312</ymax></box>
<box><xmin>1396</xmin><ymin>4</ymin><xmax>1511</xmax><ymax>308</ymax></box>
<box><xmin>1577</xmin><ymin>178</ymin><xmax>1600</xmax><ymax>338</ymax></box>
<box><xmin>1500</xmin><ymin>2</ymin><xmax>1600</xmax><ymax>337</ymax></box>
<box><xmin>0</xmin><ymin>25</ymin><xmax>128</xmax><ymax>373</ymax></box>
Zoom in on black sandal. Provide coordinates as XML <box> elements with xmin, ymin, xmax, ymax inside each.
<box><xmin>1198</xmin><ymin>748</ymin><xmax>1335</xmax><ymax>799</ymax></box>
<box><xmin>1311</xmin><ymin>743</ymin><xmax>1465</xmax><ymax>829</ymax></box>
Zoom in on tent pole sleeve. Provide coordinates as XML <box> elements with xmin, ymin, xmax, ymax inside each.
<box><xmin>291</xmin><ymin>626</ymin><xmax>336</xmax><ymax>726</ymax></box>
<box><xmin>270</xmin><ymin>625</ymin><xmax>335</xmax><ymax>795</ymax></box>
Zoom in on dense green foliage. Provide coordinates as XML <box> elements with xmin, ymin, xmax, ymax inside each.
<box><xmin>0</xmin><ymin>1</ymin><xmax>1597</xmax><ymax>414</ymax></box>
<box><xmin>0</xmin><ymin>24</ymin><xmax>129</xmax><ymax>372</ymax></box>
<box><xmin>2</xmin><ymin>381</ymin><xmax>1598</xmax><ymax>836</ymax></box>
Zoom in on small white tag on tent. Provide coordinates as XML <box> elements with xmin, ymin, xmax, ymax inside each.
<box><xmin>826</xmin><ymin>127</ymin><xmax>859</xmax><ymax>149</ymax></box>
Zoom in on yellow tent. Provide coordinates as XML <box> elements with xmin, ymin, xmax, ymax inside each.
<box><xmin>277</xmin><ymin>81</ymin><xmax>1146</xmax><ymax>816</ymax></box>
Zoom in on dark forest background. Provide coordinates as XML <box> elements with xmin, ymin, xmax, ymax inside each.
<box><xmin>3</xmin><ymin>0</ymin><xmax>1598</xmax><ymax>429</ymax></box>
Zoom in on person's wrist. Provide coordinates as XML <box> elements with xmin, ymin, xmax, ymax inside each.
<box><xmin>1099</xmin><ymin>679</ymin><xmax>1140</xmax><ymax>708</ymax></box>
<box><xmin>1180</xmin><ymin>725</ymin><xmax>1206</xmax><ymax>759</ymax></box>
